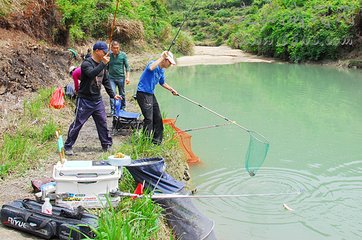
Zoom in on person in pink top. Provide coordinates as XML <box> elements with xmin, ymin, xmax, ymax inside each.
<box><xmin>69</xmin><ymin>66</ymin><xmax>82</xmax><ymax>93</ymax></box>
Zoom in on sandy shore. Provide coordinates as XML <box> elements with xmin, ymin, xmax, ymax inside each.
<box><xmin>177</xmin><ymin>46</ymin><xmax>274</xmax><ymax>66</ymax></box>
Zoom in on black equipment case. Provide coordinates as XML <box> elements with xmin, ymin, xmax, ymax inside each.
<box><xmin>0</xmin><ymin>199</ymin><xmax>98</xmax><ymax>239</ymax></box>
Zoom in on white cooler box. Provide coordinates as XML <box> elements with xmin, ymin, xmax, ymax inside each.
<box><xmin>53</xmin><ymin>160</ymin><xmax>121</xmax><ymax>208</ymax></box>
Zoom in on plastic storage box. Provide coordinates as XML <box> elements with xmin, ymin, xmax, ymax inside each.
<box><xmin>53</xmin><ymin>161</ymin><xmax>121</xmax><ymax>208</ymax></box>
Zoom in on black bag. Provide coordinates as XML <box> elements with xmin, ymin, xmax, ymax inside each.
<box><xmin>1</xmin><ymin>199</ymin><xmax>98</xmax><ymax>239</ymax></box>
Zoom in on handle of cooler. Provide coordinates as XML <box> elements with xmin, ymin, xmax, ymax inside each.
<box><xmin>76</xmin><ymin>173</ymin><xmax>98</xmax><ymax>178</ymax></box>
<box><xmin>58</xmin><ymin>171</ymin><xmax>115</xmax><ymax>177</ymax></box>
<box><xmin>77</xmin><ymin>181</ymin><xmax>98</xmax><ymax>184</ymax></box>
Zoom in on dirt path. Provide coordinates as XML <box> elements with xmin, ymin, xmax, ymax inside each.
<box><xmin>0</xmin><ymin>94</ymin><xmax>126</xmax><ymax>239</ymax></box>
<box><xmin>177</xmin><ymin>45</ymin><xmax>274</xmax><ymax>66</ymax></box>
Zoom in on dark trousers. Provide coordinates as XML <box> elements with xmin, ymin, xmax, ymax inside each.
<box><xmin>136</xmin><ymin>91</ymin><xmax>163</xmax><ymax>144</ymax></box>
<box><xmin>64</xmin><ymin>97</ymin><xmax>112</xmax><ymax>150</ymax></box>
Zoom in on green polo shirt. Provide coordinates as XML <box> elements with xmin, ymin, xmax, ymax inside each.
<box><xmin>108</xmin><ymin>51</ymin><xmax>130</xmax><ymax>78</ymax></box>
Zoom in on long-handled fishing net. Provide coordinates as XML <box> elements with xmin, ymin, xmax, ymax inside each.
<box><xmin>178</xmin><ymin>94</ymin><xmax>270</xmax><ymax>176</ymax></box>
<box><xmin>163</xmin><ymin>118</ymin><xmax>201</xmax><ymax>164</ymax></box>
<box><xmin>163</xmin><ymin>120</ymin><xmax>230</xmax><ymax>164</ymax></box>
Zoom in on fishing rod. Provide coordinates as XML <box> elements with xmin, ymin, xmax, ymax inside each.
<box><xmin>179</xmin><ymin>123</ymin><xmax>231</xmax><ymax>133</ymax></box>
<box><xmin>109</xmin><ymin>0</ymin><xmax>121</xmax><ymax>44</ymax></box>
<box><xmin>112</xmin><ymin>190</ymin><xmax>302</xmax><ymax>199</ymax></box>
<box><xmin>178</xmin><ymin>94</ymin><xmax>269</xmax><ymax>143</ymax></box>
<box><xmin>167</xmin><ymin>0</ymin><xmax>197</xmax><ymax>52</ymax></box>
<box><xmin>178</xmin><ymin>94</ymin><xmax>255</xmax><ymax>132</ymax></box>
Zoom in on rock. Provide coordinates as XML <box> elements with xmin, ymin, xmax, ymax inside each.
<box><xmin>347</xmin><ymin>59</ymin><xmax>362</xmax><ymax>68</ymax></box>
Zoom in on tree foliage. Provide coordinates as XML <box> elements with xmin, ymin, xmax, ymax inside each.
<box><xmin>228</xmin><ymin>0</ymin><xmax>361</xmax><ymax>62</ymax></box>
<box><xmin>55</xmin><ymin>0</ymin><xmax>193</xmax><ymax>54</ymax></box>
<box><xmin>56</xmin><ymin>0</ymin><xmax>113</xmax><ymax>42</ymax></box>
<box><xmin>171</xmin><ymin>0</ymin><xmax>361</xmax><ymax>62</ymax></box>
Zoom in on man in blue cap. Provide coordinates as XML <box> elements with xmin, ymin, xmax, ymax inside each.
<box><xmin>64</xmin><ymin>41</ymin><xmax>121</xmax><ymax>155</ymax></box>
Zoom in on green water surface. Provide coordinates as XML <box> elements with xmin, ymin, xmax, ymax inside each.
<box><xmin>154</xmin><ymin>62</ymin><xmax>362</xmax><ymax>240</ymax></box>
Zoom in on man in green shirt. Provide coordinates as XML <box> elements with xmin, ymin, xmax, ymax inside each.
<box><xmin>108</xmin><ymin>41</ymin><xmax>130</xmax><ymax>115</ymax></box>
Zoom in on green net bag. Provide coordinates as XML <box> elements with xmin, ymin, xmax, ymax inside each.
<box><xmin>245</xmin><ymin>131</ymin><xmax>270</xmax><ymax>176</ymax></box>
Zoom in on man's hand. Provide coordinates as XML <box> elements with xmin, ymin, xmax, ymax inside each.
<box><xmin>161</xmin><ymin>51</ymin><xmax>168</xmax><ymax>60</ymax></box>
<box><xmin>102</xmin><ymin>52</ymin><xmax>110</xmax><ymax>64</ymax></box>
<box><xmin>126</xmin><ymin>78</ymin><xmax>130</xmax><ymax>85</ymax></box>
<box><xmin>170</xmin><ymin>88</ymin><xmax>178</xmax><ymax>96</ymax></box>
<box><xmin>114</xmin><ymin>95</ymin><xmax>122</xmax><ymax>100</ymax></box>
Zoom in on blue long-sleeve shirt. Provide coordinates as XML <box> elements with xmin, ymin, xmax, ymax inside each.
<box><xmin>137</xmin><ymin>61</ymin><xmax>165</xmax><ymax>94</ymax></box>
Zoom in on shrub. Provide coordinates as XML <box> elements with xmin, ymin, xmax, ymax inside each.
<box><xmin>229</xmin><ymin>0</ymin><xmax>360</xmax><ymax>62</ymax></box>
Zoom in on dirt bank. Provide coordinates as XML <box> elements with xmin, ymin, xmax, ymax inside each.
<box><xmin>177</xmin><ymin>45</ymin><xmax>274</xmax><ymax>66</ymax></box>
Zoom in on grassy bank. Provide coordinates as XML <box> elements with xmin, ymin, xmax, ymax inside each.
<box><xmin>0</xmin><ymin>87</ymin><xmax>188</xmax><ymax>239</ymax></box>
<box><xmin>0</xmin><ymin>88</ymin><xmax>63</xmax><ymax>178</ymax></box>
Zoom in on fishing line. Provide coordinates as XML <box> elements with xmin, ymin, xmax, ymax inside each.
<box><xmin>167</xmin><ymin>0</ymin><xmax>197</xmax><ymax>52</ymax></box>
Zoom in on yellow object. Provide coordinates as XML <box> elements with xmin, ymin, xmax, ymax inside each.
<box><xmin>114</xmin><ymin>152</ymin><xmax>125</xmax><ymax>158</ymax></box>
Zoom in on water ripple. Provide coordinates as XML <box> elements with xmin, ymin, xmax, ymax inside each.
<box><xmin>193</xmin><ymin>167</ymin><xmax>362</xmax><ymax>238</ymax></box>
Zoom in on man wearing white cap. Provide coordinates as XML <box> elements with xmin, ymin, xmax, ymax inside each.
<box><xmin>136</xmin><ymin>51</ymin><xmax>178</xmax><ymax>145</ymax></box>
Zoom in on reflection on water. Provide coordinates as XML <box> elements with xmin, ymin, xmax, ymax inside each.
<box><xmin>156</xmin><ymin>62</ymin><xmax>362</xmax><ymax>240</ymax></box>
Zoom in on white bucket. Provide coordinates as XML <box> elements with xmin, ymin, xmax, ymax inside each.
<box><xmin>107</xmin><ymin>155</ymin><xmax>132</xmax><ymax>167</ymax></box>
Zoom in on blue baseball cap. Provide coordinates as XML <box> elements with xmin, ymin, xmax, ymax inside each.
<box><xmin>93</xmin><ymin>41</ymin><xmax>108</xmax><ymax>53</ymax></box>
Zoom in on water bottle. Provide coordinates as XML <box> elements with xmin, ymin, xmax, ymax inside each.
<box><xmin>42</xmin><ymin>198</ymin><xmax>52</xmax><ymax>215</ymax></box>
<box><xmin>115</xmin><ymin>99</ymin><xmax>121</xmax><ymax>116</ymax></box>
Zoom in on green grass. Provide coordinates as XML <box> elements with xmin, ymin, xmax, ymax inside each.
<box><xmin>0</xmin><ymin>0</ymin><xmax>11</xmax><ymax>17</ymax></box>
<box><xmin>116</xmin><ymin>125</ymin><xmax>178</xmax><ymax>160</ymax></box>
<box><xmin>0</xmin><ymin>133</ymin><xmax>38</xmax><ymax>177</ymax></box>
<box><xmin>76</xmin><ymin>195</ymin><xmax>165</xmax><ymax>240</ymax></box>
<box><xmin>41</xmin><ymin>120</ymin><xmax>58</xmax><ymax>143</ymax></box>
<box><xmin>95</xmin><ymin>122</ymin><xmax>184</xmax><ymax>240</ymax></box>
<box><xmin>24</xmin><ymin>88</ymin><xmax>54</xmax><ymax>119</ymax></box>
<box><xmin>96</xmin><ymin>197</ymin><xmax>162</xmax><ymax>240</ymax></box>
<box><xmin>0</xmin><ymin>87</ymin><xmax>60</xmax><ymax>178</ymax></box>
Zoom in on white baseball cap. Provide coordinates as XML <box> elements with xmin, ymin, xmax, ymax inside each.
<box><xmin>166</xmin><ymin>51</ymin><xmax>176</xmax><ymax>65</ymax></box>
<box><xmin>68</xmin><ymin>66</ymin><xmax>76</xmax><ymax>75</ymax></box>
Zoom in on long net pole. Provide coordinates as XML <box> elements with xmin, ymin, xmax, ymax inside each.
<box><xmin>109</xmin><ymin>0</ymin><xmax>121</xmax><ymax>45</ymax></box>
<box><xmin>178</xmin><ymin>94</ymin><xmax>250</xmax><ymax>133</ymax></box>
<box><xmin>178</xmin><ymin>94</ymin><xmax>270</xmax><ymax>176</ymax></box>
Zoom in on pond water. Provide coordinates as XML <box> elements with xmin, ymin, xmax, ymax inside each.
<box><xmin>152</xmin><ymin>62</ymin><xmax>362</xmax><ymax>240</ymax></box>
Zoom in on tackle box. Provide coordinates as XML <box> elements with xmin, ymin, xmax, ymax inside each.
<box><xmin>53</xmin><ymin>160</ymin><xmax>121</xmax><ymax>208</ymax></box>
